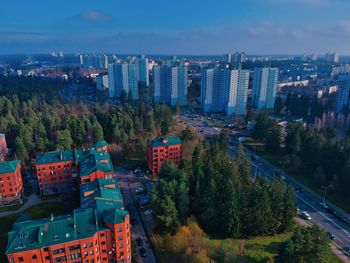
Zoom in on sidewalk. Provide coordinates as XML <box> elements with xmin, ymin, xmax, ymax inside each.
<box><xmin>0</xmin><ymin>194</ymin><xmax>63</xmax><ymax>218</ymax></box>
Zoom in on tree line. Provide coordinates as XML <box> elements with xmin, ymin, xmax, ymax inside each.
<box><xmin>0</xmin><ymin>76</ymin><xmax>174</xmax><ymax>163</ymax></box>
<box><xmin>152</xmin><ymin>132</ymin><xmax>297</xmax><ymax>238</ymax></box>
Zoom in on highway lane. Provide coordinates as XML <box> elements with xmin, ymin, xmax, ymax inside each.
<box><xmin>181</xmin><ymin>113</ymin><xmax>350</xmax><ymax>258</ymax></box>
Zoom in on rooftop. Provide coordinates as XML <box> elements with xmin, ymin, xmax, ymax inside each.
<box><xmin>0</xmin><ymin>160</ymin><xmax>20</xmax><ymax>175</ymax></box>
<box><xmin>79</xmin><ymin>150</ymin><xmax>113</xmax><ymax>177</ymax></box>
<box><xmin>80</xmin><ymin>179</ymin><xmax>123</xmax><ymax>211</ymax></box>
<box><xmin>36</xmin><ymin>150</ymin><xmax>81</xmax><ymax>165</ymax></box>
<box><xmin>6</xmin><ymin>206</ymin><xmax>128</xmax><ymax>254</ymax></box>
<box><xmin>92</xmin><ymin>140</ymin><xmax>108</xmax><ymax>149</ymax></box>
<box><xmin>149</xmin><ymin>136</ymin><xmax>181</xmax><ymax>148</ymax></box>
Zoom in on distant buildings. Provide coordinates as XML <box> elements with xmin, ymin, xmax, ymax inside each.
<box><xmin>96</xmin><ymin>74</ymin><xmax>109</xmax><ymax>91</ymax></box>
<box><xmin>311</xmin><ymin>53</ymin><xmax>318</xmax><ymax>61</ymax></box>
<box><xmin>36</xmin><ymin>140</ymin><xmax>114</xmax><ymax>195</ymax></box>
<box><xmin>335</xmin><ymin>75</ymin><xmax>350</xmax><ymax>113</ymax></box>
<box><xmin>153</xmin><ymin>65</ymin><xmax>188</xmax><ymax>106</ymax></box>
<box><xmin>0</xmin><ymin>133</ymin><xmax>7</xmax><ymax>161</ymax></box>
<box><xmin>80</xmin><ymin>54</ymin><xmax>109</xmax><ymax>69</ymax></box>
<box><xmin>326</xmin><ymin>52</ymin><xmax>340</xmax><ymax>63</ymax></box>
<box><xmin>147</xmin><ymin>137</ymin><xmax>181</xmax><ymax>175</ymax></box>
<box><xmin>222</xmin><ymin>53</ymin><xmax>231</xmax><ymax>64</ymax></box>
<box><xmin>108</xmin><ymin>55</ymin><xmax>150</xmax><ymax>100</ymax></box>
<box><xmin>252</xmin><ymin>68</ymin><xmax>279</xmax><ymax>109</ymax></box>
<box><xmin>200</xmin><ymin>68</ymin><xmax>249</xmax><ymax>115</ymax></box>
<box><xmin>0</xmin><ymin>160</ymin><xmax>23</xmax><ymax>206</ymax></box>
<box><xmin>108</xmin><ymin>63</ymin><xmax>129</xmax><ymax>98</ymax></box>
<box><xmin>136</xmin><ymin>55</ymin><xmax>149</xmax><ymax>86</ymax></box>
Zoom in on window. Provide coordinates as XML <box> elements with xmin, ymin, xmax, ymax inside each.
<box><xmin>118</xmin><ymin>236</ymin><xmax>123</xmax><ymax>240</ymax></box>
<box><xmin>118</xmin><ymin>227</ymin><xmax>122</xmax><ymax>232</ymax></box>
<box><xmin>18</xmin><ymin>257</ymin><xmax>24</xmax><ymax>262</ymax></box>
<box><xmin>119</xmin><ymin>244</ymin><xmax>124</xmax><ymax>248</ymax></box>
<box><xmin>83</xmin><ymin>243</ymin><xmax>87</xmax><ymax>248</ymax></box>
<box><xmin>32</xmin><ymin>255</ymin><xmax>37</xmax><ymax>260</ymax></box>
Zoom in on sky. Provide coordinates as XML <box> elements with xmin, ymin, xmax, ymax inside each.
<box><xmin>1</xmin><ymin>0</ymin><xmax>350</xmax><ymax>55</ymax></box>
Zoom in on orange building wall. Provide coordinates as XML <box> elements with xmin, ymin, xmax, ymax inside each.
<box><xmin>147</xmin><ymin>144</ymin><xmax>181</xmax><ymax>174</ymax></box>
<box><xmin>7</xmin><ymin>224</ymin><xmax>131</xmax><ymax>263</ymax></box>
<box><xmin>80</xmin><ymin>170</ymin><xmax>114</xmax><ymax>185</ymax></box>
<box><xmin>0</xmin><ymin>162</ymin><xmax>23</xmax><ymax>205</ymax></box>
<box><xmin>36</xmin><ymin>161</ymin><xmax>79</xmax><ymax>195</ymax></box>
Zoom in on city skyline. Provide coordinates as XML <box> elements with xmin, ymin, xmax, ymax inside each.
<box><xmin>2</xmin><ymin>0</ymin><xmax>350</xmax><ymax>55</ymax></box>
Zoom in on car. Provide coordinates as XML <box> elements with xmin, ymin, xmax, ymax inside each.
<box><xmin>136</xmin><ymin>238</ymin><xmax>143</xmax><ymax>246</ymax></box>
<box><xmin>134</xmin><ymin>168</ymin><xmax>142</xmax><ymax>174</ymax></box>
<box><xmin>327</xmin><ymin>232</ymin><xmax>335</xmax><ymax>240</ymax></box>
<box><xmin>144</xmin><ymin>209</ymin><xmax>153</xmax><ymax>215</ymax></box>
<box><xmin>301</xmin><ymin>211</ymin><xmax>312</xmax><ymax>220</ymax></box>
<box><xmin>131</xmin><ymin>218</ymin><xmax>138</xmax><ymax>225</ymax></box>
<box><xmin>252</xmin><ymin>155</ymin><xmax>260</xmax><ymax>161</ymax></box>
<box><xmin>325</xmin><ymin>206</ymin><xmax>336</xmax><ymax>215</ymax></box>
<box><xmin>135</xmin><ymin>187</ymin><xmax>144</xmax><ymax>194</ymax></box>
<box><xmin>295</xmin><ymin>187</ymin><xmax>303</xmax><ymax>193</ymax></box>
<box><xmin>320</xmin><ymin>202</ymin><xmax>328</xmax><ymax>209</ymax></box>
<box><xmin>139</xmin><ymin>247</ymin><xmax>148</xmax><ymax>257</ymax></box>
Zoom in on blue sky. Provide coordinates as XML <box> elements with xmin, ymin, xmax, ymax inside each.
<box><xmin>1</xmin><ymin>0</ymin><xmax>350</xmax><ymax>55</ymax></box>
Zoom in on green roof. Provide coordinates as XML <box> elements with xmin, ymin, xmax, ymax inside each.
<box><xmin>92</xmin><ymin>140</ymin><xmax>108</xmax><ymax>149</ymax></box>
<box><xmin>80</xmin><ymin>179</ymin><xmax>123</xmax><ymax>211</ymax></box>
<box><xmin>79</xmin><ymin>150</ymin><xmax>114</xmax><ymax>177</ymax></box>
<box><xmin>104</xmin><ymin>209</ymin><xmax>129</xmax><ymax>225</ymax></box>
<box><xmin>36</xmin><ymin>150</ymin><xmax>81</xmax><ymax>165</ymax></box>
<box><xmin>149</xmin><ymin>136</ymin><xmax>181</xmax><ymax>148</ymax></box>
<box><xmin>0</xmin><ymin>160</ymin><xmax>20</xmax><ymax>174</ymax></box>
<box><xmin>6</xmin><ymin>208</ymin><xmax>107</xmax><ymax>254</ymax></box>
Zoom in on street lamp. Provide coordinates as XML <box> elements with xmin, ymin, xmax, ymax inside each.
<box><xmin>321</xmin><ymin>185</ymin><xmax>332</xmax><ymax>203</ymax></box>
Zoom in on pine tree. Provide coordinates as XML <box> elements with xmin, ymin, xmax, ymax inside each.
<box><xmin>14</xmin><ymin>137</ymin><xmax>28</xmax><ymax>162</ymax></box>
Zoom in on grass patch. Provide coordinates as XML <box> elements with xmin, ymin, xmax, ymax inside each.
<box><xmin>154</xmin><ymin>232</ymin><xmax>292</xmax><ymax>263</ymax></box>
<box><xmin>0</xmin><ymin>204</ymin><xmax>22</xmax><ymax>213</ymax></box>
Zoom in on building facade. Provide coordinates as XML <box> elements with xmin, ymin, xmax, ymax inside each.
<box><xmin>252</xmin><ymin>67</ymin><xmax>279</xmax><ymax>109</ymax></box>
<box><xmin>0</xmin><ymin>160</ymin><xmax>23</xmax><ymax>206</ymax></box>
<box><xmin>200</xmin><ymin>68</ymin><xmax>249</xmax><ymax>115</ymax></box>
<box><xmin>336</xmin><ymin>75</ymin><xmax>350</xmax><ymax>113</ymax></box>
<box><xmin>6</xmin><ymin>179</ymin><xmax>131</xmax><ymax>263</ymax></box>
<box><xmin>152</xmin><ymin>65</ymin><xmax>188</xmax><ymax>106</ymax></box>
<box><xmin>108</xmin><ymin>63</ymin><xmax>129</xmax><ymax>98</ymax></box>
<box><xmin>147</xmin><ymin>137</ymin><xmax>181</xmax><ymax>175</ymax></box>
<box><xmin>136</xmin><ymin>55</ymin><xmax>149</xmax><ymax>87</ymax></box>
<box><xmin>36</xmin><ymin>141</ymin><xmax>114</xmax><ymax>195</ymax></box>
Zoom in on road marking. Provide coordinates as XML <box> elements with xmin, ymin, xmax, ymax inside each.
<box><xmin>298</xmin><ymin>195</ymin><xmax>350</xmax><ymax>244</ymax></box>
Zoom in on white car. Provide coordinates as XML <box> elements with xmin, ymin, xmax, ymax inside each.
<box><xmin>301</xmin><ymin>211</ymin><xmax>312</xmax><ymax>220</ymax></box>
<box><xmin>135</xmin><ymin>188</ymin><xmax>144</xmax><ymax>193</ymax></box>
<box><xmin>320</xmin><ymin>202</ymin><xmax>328</xmax><ymax>209</ymax></box>
<box><xmin>144</xmin><ymin>209</ymin><xmax>153</xmax><ymax>215</ymax></box>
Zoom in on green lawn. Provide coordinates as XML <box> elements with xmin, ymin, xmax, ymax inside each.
<box><xmin>0</xmin><ymin>202</ymin><xmax>67</xmax><ymax>262</ymax></box>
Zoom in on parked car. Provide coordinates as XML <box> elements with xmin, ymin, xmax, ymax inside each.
<box><xmin>144</xmin><ymin>209</ymin><xmax>153</xmax><ymax>215</ymax></box>
<box><xmin>134</xmin><ymin>168</ymin><xmax>142</xmax><ymax>174</ymax></box>
<box><xmin>327</xmin><ymin>232</ymin><xmax>335</xmax><ymax>240</ymax></box>
<box><xmin>139</xmin><ymin>247</ymin><xmax>148</xmax><ymax>257</ymax></box>
<box><xmin>320</xmin><ymin>202</ymin><xmax>328</xmax><ymax>209</ymax></box>
<box><xmin>136</xmin><ymin>238</ymin><xmax>143</xmax><ymax>246</ymax></box>
<box><xmin>295</xmin><ymin>187</ymin><xmax>303</xmax><ymax>193</ymax></box>
<box><xmin>301</xmin><ymin>211</ymin><xmax>312</xmax><ymax>220</ymax></box>
<box><xmin>135</xmin><ymin>187</ymin><xmax>144</xmax><ymax>194</ymax></box>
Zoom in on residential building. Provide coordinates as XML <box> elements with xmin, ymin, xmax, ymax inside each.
<box><xmin>336</xmin><ymin>75</ymin><xmax>350</xmax><ymax>113</ymax></box>
<box><xmin>136</xmin><ymin>55</ymin><xmax>149</xmax><ymax>86</ymax></box>
<box><xmin>108</xmin><ymin>63</ymin><xmax>129</xmax><ymax>98</ymax></box>
<box><xmin>128</xmin><ymin>63</ymin><xmax>139</xmax><ymax>100</ymax></box>
<box><xmin>200</xmin><ymin>68</ymin><xmax>249</xmax><ymax>115</ymax></box>
<box><xmin>0</xmin><ymin>132</ymin><xmax>7</xmax><ymax>161</ymax></box>
<box><xmin>222</xmin><ymin>53</ymin><xmax>231</xmax><ymax>64</ymax></box>
<box><xmin>252</xmin><ymin>67</ymin><xmax>279</xmax><ymax>109</ymax></box>
<box><xmin>36</xmin><ymin>141</ymin><xmax>114</xmax><ymax>195</ymax></box>
<box><xmin>7</xmin><ymin>178</ymin><xmax>131</xmax><ymax>263</ymax></box>
<box><xmin>0</xmin><ymin>160</ymin><xmax>23</xmax><ymax>206</ymax></box>
<box><xmin>147</xmin><ymin>137</ymin><xmax>181</xmax><ymax>175</ymax></box>
<box><xmin>96</xmin><ymin>75</ymin><xmax>109</xmax><ymax>91</ymax></box>
<box><xmin>152</xmin><ymin>65</ymin><xmax>188</xmax><ymax>106</ymax></box>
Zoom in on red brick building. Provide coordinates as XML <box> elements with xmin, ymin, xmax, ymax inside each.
<box><xmin>36</xmin><ymin>141</ymin><xmax>114</xmax><ymax>195</ymax></box>
<box><xmin>7</xmin><ymin>159</ymin><xmax>131</xmax><ymax>263</ymax></box>
<box><xmin>0</xmin><ymin>160</ymin><xmax>23</xmax><ymax>206</ymax></box>
<box><xmin>147</xmin><ymin>137</ymin><xmax>181</xmax><ymax>174</ymax></box>
<box><xmin>0</xmin><ymin>133</ymin><xmax>8</xmax><ymax>161</ymax></box>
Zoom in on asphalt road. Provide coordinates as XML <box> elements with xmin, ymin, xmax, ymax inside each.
<box><xmin>115</xmin><ymin>168</ymin><xmax>157</xmax><ymax>263</ymax></box>
<box><xmin>181</xmin><ymin>113</ymin><xmax>350</xmax><ymax>260</ymax></box>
